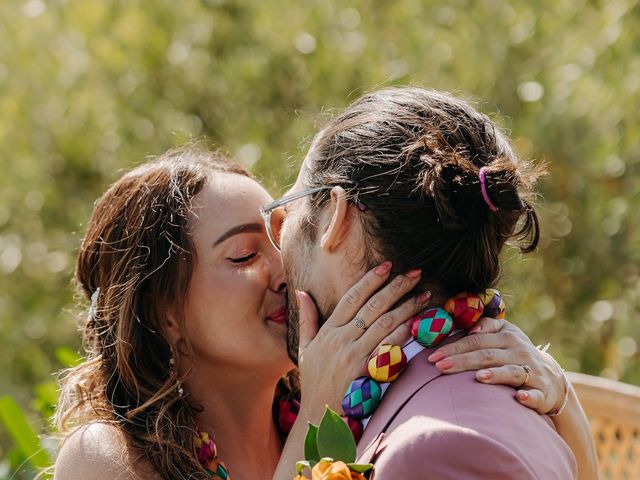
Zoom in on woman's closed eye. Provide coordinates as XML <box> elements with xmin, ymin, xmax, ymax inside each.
<box><xmin>227</xmin><ymin>252</ymin><xmax>258</xmax><ymax>264</ymax></box>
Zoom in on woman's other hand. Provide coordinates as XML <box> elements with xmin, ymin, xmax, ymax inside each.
<box><xmin>427</xmin><ymin>317</ymin><xmax>566</xmax><ymax>415</ymax></box>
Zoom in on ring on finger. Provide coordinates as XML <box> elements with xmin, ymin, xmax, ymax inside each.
<box><xmin>518</xmin><ymin>364</ymin><xmax>532</xmax><ymax>388</ymax></box>
<box><xmin>354</xmin><ymin>316</ymin><xmax>367</xmax><ymax>330</ymax></box>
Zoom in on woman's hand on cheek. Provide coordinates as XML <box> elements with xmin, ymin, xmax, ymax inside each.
<box><xmin>427</xmin><ymin>317</ymin><xmax>566</xmax><ymax>415</ymax></box>
<box><xmin>295</xmin><ymin>262</ymin><xmax>431</xmax><ymax>419</ymax></box>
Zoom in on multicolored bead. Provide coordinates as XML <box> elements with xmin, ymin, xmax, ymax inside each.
<box><xmin>344</xmin><ymin>415</ymin><xmax>364</xmax><ymax>443</ymax></box>
<box><xmin>444</xmin><ymin>292</ymin><xmax>485</xmax><ymax>329</ymax></box>
<box><xmin>480</xmin><ymin>288</ymin><xmax>506</xmax><ymax>319</ymax></box>
<box><xmin>195</xmin><ymin>429</ymin><xmax>217</xmax><ymax>465</ymax></box>
<box><xmin>278</xmin><ymin>398</ymin><xmax>300</xmax><ymax>434</ymax></box>
<box><xmin>204</xmin><ymin>460</ymin><xmax>230</xmax><ymax>479</ymax></box>
<box><xmin>342</xmin><ymin>376</ymin><xmax>383</xmax><ymax>420</ymax></box>
<box><xmin>410</xmin><ymin>308</ymin><xmax>454</xmax><ymax>347</ymax></box>
<box><xmin>195</xmin><ymin>427</ymin><xmax>230</xmax><ymax>478</ymax></box>
<box><xmin>367</xmin><ymin>344</ymin><xmax>407</xmax><ymax>382</ymax></box>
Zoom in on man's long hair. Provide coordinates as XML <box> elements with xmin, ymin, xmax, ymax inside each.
<box><xmin>303</xmin><ymin>87</ymin><xmax>544</xmax><ymax>295</ymax></box>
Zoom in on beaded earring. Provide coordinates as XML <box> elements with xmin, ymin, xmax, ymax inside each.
<box><xmin>169</xmin><ymin>356</ymin><xmax>184</xmax><ymax>397</ymax></box>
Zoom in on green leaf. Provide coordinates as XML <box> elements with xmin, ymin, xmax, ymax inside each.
<box><xmin>33</xmin><ymin>381</ymin><xmax>58</xmax><ymax>419</ymax></box>
<box><xmin>7</xmin><ymin>446</ymin><xmax>25</xmax><ymax>470</ymax></box>
<box><xmin>304</xmin><ymin>422</ymin><xmax>320</xmax><ymax>462</ymax></box>
<box><xmin>347</xmin><ymin>463</ymin><xmax>375</xmax><ymax>473</ymax></box>
<box><xmin>316</xmin><ymin>406</ymin><xmax>357</xmax><ymax>463</ymax></box>
<box><xmin>54</xmin><ymin>346</ymin><xmax>82</xmax><ymax>367</ymax></box>
<box><xmin>0</xmin><ymin>395</ymin><xmax>52</xmax><ymax>469</ymax></box>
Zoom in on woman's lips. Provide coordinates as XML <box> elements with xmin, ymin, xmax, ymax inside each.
<box><xmin>267</xmin><ymin>306</ymin><xmax>286</xmax><ymax>325</ymax></box>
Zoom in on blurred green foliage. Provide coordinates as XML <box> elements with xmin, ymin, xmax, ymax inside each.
<box><xmin>0</xmin><ymin>0</ymin><xmax>638</xmax><ymax>477</ymax></box>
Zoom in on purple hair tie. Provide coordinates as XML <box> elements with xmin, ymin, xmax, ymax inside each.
<box><xmin>479</xmin><ymin>167</ymin><xmax>498</xmax><ymax>212</ymax></box>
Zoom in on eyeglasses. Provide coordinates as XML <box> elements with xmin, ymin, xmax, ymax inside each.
<box><xmin>259</xmin><ymin>186</ymin><xmax>332</xmax><ymax>251</ymax></box>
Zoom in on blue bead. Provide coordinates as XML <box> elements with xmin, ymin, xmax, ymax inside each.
<box><xmin>342</xmin><ymin>376</ymin><xmax>382</xmax><ymax>419</ymax></box>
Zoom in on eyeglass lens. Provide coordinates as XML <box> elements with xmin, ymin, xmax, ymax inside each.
<box><xmin>268</xmin><ymin>207</ymin><xmax>286</xmax><ymax>250</ymax></box>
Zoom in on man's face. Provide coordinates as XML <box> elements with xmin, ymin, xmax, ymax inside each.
<box><xmin>279</xmin><ymin>157</ymin><xmax>344</xmax><ymax>363</ymax></box>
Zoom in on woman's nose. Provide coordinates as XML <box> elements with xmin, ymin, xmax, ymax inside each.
<box><xmin>273</xmin><ymin>278</ymin><xmax>287</xmax><ymax>294</ymax></box>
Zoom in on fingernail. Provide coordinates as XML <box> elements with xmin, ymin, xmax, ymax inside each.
<box><xmin>435</xmin><ymin>358</ymin><xmax>453</xmax><ymax>371</ymax></box>
<box><xmin>477</xmin><ymin>369</ymin><xmax>492</xmax><ymax>380</ymax></box>
<box><xmin>427</xmin><ymin>350</ymin><xmax>446</xmax><ymax>363</ymax></box>
<box><xmin>516</xmin><ymin>390</ymin><xmax>529</xmax><ymax>401</ymax></box>
<box><xmin>469</xmin><ymin>325</ymin><xmax>482</xmax><ymax>334</ymax></box>
<box><xmin>405</xmin><ymin>269</ymin><xmax>422</xmax><ymax>279</ymax></box>
<box><xmin>375</xmin><ymin>261</ymin><xmax>392</xmax><ymax>276</ymax></box>
<box><xmin>418</xmin><ymin>291</ymin><xmax>431</xmax><ymax>304</ymax></box>
<box><xmin>295</xmin><ymin>290</ymin><xmax>301</xmax><ymax>307</ymax></box>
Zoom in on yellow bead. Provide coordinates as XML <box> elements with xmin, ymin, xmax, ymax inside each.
<box><xmin>367</xmin><ymin>344</ymin><xmax>407</xmax><ymax>382</ymax></box>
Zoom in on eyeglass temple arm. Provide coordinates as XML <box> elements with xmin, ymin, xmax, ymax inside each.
<box><xmin>259</xmin><ymin>186</ymin><xmax>332</xmax><ymax>213</ymax></box>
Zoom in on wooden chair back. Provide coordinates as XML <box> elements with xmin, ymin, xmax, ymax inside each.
<box><xmin>567</xmin><ymin>372</ymin><xmax>640</xmax><ymax>480</ymax></box>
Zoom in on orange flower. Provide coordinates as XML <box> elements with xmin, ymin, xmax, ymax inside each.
<box><xmin>293</xmin><ymin>476</ymin><xmax>310</xmax><ymax>480</ymax></box>
<box><xmin>311</xmin><ymin>460</ymin><xmax>366</xmax><ymax>480</ymax></box>
<box><xmin>311</xmin><ymin>460</ymin><xmax>333</xmax><ymax>479</ymax></box>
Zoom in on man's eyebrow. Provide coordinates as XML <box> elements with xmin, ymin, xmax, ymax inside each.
<box><xmin>213</xmin><ymin>222</ymin><xmax>263</xmax><ymax>246</ymax></box>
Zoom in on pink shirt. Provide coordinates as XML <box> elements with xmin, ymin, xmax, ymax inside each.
<box><xmin>357</xmin><ymin>340</ymin><xmax>577</xmax><ymax>479</ymax></box>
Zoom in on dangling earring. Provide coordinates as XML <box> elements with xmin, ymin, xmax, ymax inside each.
<box><xmin>169</xmin><ymin>356</ymin><xmax>184</xmax><ymax>397</ymax></box>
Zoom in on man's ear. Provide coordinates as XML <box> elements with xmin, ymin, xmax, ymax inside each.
<box><xmin>320</xmin><ymin>186</ymin><xmax>353</xmax><ymax>252</ymax></box>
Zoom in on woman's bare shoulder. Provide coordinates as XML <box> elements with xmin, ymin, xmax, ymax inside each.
<box><xmin>54</xmin><ymin>422</ymin><xmax>159</xmax><ymax>480</ymax></box>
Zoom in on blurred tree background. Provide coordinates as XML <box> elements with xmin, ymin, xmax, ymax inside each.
<box><xmin>0</xmin><ymin>0</ymin><xmax>638</xmax><ymax>477</ymax></box>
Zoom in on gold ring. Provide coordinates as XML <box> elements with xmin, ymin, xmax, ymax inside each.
<box><xmin>354</xmin><ymin>317</ymin><xmax>367</xmax><ymax>330</ymax></box>
<box><xmin>519</xmin><ymin>364</ymin><xmax>532</xmax><ymax>387</ymax></box>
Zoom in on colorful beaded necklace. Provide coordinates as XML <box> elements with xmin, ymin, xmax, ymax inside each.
<box><xmin>195</xmin><ymin>426</ymin><xmax>230</xmax><ymax>479</ymax></box>
<box><xmin>194</xmin><ymin>398</ymin><xmax>301</xmax><ymax>478</ymax></box>
<box><xmin>341</xmin><ymin>289</ymin><xmax>506</xmax><ymax>441</ymax></box>
<box><xmin>194</xmin><ymin>289</ymin><xmax>506</xmax><ymax>475</ymax></box>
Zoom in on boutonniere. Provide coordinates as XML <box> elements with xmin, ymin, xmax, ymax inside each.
<box><xmin>293</xmin><ymin>406</ymin><xmax>373</xmax><ymax>480</ymax></box>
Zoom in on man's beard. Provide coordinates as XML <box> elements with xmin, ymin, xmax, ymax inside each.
<box><xmin>283</xmin><ymin>237</ymin><xmax>334</xmax><ymax>365</ymax></box>
<box><xmin>285</xmin><ymin>286</ymin><xmax>301</xmax><ymax>364</ymax></box>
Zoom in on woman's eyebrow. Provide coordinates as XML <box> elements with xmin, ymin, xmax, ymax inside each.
<box><xmin>213</xmin><ymin>222</ymin><xmax>263</xmax><ymax>246</ymax></box>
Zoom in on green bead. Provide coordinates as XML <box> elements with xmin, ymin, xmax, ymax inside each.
<box><xmin>410</xmin><ymin>307</ymin><xmax>453</xmax><ymax>347</ymax></box>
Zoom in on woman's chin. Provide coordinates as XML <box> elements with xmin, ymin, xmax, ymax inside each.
<box><xmin>260</xmin><ymin>328</ymin><xmax>296</xmax><ymax>374</ymax></box>
<box><xmin>274</xmin><ymin>341</ymin><xmax>296</xmax><ymax>374</ymax></box>
<box><xmin>260</xmin><ymin>356</ymin><xmax>295</xmax><ymax>384</ymax></box>
<box><xmin>273</xmin><ymin>345</ymin><xmax>296</xmax><ymax>376</ymax></box>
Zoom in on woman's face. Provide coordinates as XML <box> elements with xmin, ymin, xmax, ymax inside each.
<box><xmin>181</xmin><ymin>173</ymin><xmax>292</xmax><ymax>381</ymax></box>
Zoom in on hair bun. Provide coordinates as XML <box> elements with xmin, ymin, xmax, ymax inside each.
<box><xmin>480</xmin><ymin>158</ymin><xmax>526</xmax><ymax>212</ymax></box>
<box><xmin>425</xmin><ymin>151</ymin><xmax>523</xmax><ymax>230</ymax></box>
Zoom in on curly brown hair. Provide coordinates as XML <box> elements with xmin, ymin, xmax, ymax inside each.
<box><xmin>55</xmin><ymin>145</ymin><xmax>298</xmax><ymax>479</ymax></box>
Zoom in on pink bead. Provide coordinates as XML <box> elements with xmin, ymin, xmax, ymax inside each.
<box><xmin>444</xmin><ymin>292</ymin><xmax>485</xmax><ymax>329</ymax></box>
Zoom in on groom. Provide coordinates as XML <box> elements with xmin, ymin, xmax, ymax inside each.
<box><xmin>276</xmin><ymin>87</ymin><xmax>576</xmax><ymax>478</ymax></box>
